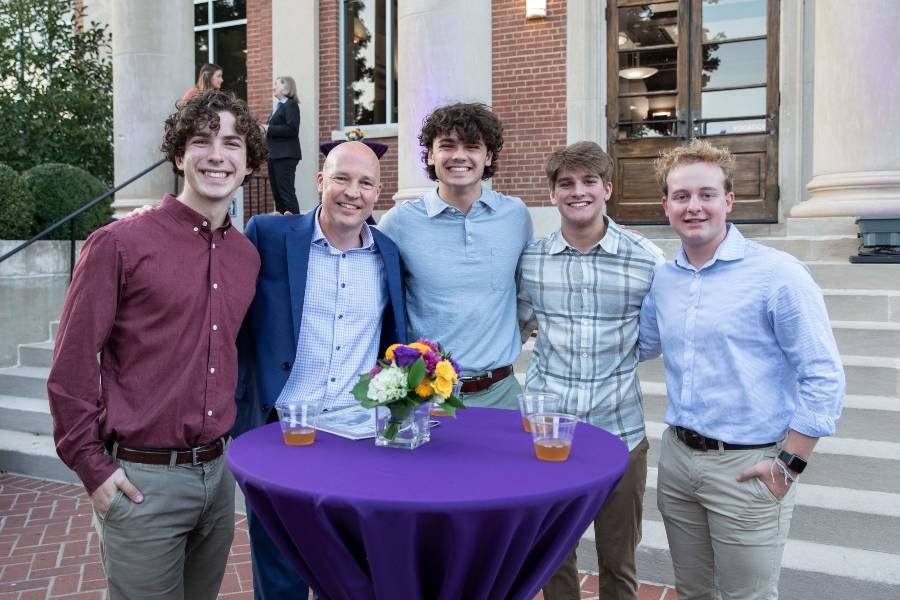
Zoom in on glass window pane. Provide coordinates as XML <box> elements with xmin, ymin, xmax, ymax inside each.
<box><xmin>618</xmin><ymin>47</ymin><xmax>677</xmax><ymax>93</ymax></box>
<box><xmin>617</xmin><ymin>95</ymin><xmax>677</xmax><ymax>139</ymax></box>
<box><xmin>702</xmin><ymin>39</ymin><xmax>766</xmax><ymax>89</ymax></box>
<box><xmin>618</xmin><ymin>4</ymin><xmax>679</xmax><ymax>49</ymax></box>
<box><xmin>213</xmin><ymin>0</ymin><xmax>246</xmax><ymax>23</ymax></box>
<box><xmin>701</xmin><ymin>119</ymin><xmax>766</xmax><ymax>136</ymax></box>
<box><xmin>195</xmin><ymin>3</ymin><xmax>209</xmax><ymax>27</ymax></box>
<box><xmin>701</xmin><ymin>87</ymin><xmax>765</xmax><ymax>119</ymax></box>
<box><xmin>343</xmin><ymin>0</ymin><xmax>387</xmax><ymax>126</ymax></box>
<box><xmin>213</xmin><ymin>25</ymin><xmax>247</xmax><ymax>99</ymax></box>
<box><xmin>702</xmin><ymin>0</ymin><xmax>766</xmax><ymax>42</ymax></box>
<box><xmin>194</xmin><ymin>31</ymin><xmax>209</xmax><ymax>70</ymax></box>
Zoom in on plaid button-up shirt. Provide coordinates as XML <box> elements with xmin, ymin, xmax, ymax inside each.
<box><xmin>516</xmin><ymin>219</ymin><xmax>665</xmax><ymax>450</ymax></box>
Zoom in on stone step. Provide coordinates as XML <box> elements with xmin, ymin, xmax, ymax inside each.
<box><xmin>831</xmin><ymin>321</ymin><xmax>900</xmax><ymax>357</ymax></box>
<box><xmin>49</xmin><ymin>320</ymin><xmax>59</xmax><ymax>342</ymax></box>
<box><xmin>638</xmin><ymin>354</ymin><xmax>900</xmax><ymax>398</ymax></box>
<box><xmin>651</xmin><ymin>235</ymin><xmax>860</xmax><ymax>263</ymax></box>
<box><xmin>823</xmin><ymin>289</ymin><xmax>900</xmax><ymax>323</ymax></box>
<box><xmin>0</xmin><ymin>395</ymin><xmax>52</xmax><ymax>435</ymax></box>
<box><xmin>808</xmin><ymin>262</ymin><xmax>900</xmax><ymax>291</ymax></box>
<box><xmin>0</xmin><ymin>429</ymin><xmax>77</xmax><ymax>485</ymax></box>
<box><xmin>17</xmin><ymin>341</ymin><xmax>54</xmax><ymax>368</ymax></box>
<box><xmin>0</xmin><ymin>366</ymin><xmax>50</xmax><ymax>399</ymax></box>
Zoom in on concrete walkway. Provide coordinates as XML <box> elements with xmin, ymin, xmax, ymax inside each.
<box><xmin>0</xmin><ymin>474</ymin><xmax>673</xmax><ymax>600</ymax></box>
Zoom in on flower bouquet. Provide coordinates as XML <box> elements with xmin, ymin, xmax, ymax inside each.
<box><xmin>352</xmin><ymin>339</ymin><xmax>466</xmax><ymax>446</ymax></box>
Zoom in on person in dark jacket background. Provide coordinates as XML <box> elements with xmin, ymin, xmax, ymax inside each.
<box><xmin>264</xmin><ymin>76</ymin><xmax>302</xmax><ymax>214</ymax></box>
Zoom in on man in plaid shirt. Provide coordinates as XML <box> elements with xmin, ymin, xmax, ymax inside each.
<box><xmin>517</xmin><ymin>141</ymin><xmax>664</xmax><ymax>600</ymax></box>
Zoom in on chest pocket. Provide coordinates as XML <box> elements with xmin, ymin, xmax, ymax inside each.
<box><xmin>491</xmin><ymin>247</ymin><xmax>519</xmax><ymax>291</ymax></box>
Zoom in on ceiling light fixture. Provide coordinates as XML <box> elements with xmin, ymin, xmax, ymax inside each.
<box><xmin>618</xmin><ymin>52</ymin><xmax>658</xmax><ymax>80</ymax></box>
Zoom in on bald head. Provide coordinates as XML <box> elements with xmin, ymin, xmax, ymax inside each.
<box><xmin>322</xmin><ymin>140</ymin><xmax>381</xmax><ymax>182</ymax></box>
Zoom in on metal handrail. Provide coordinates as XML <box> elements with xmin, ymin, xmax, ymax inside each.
<box><xmin>0</xmin><ymin>158</ymin><xmax>169</xmax><ymax>279</ymax></box>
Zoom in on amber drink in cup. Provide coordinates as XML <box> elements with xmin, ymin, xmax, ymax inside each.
<box><xmin>516</xmin><ymin>392</ymin><xmax>560</xmax><ymax>432</ymax></box>
<box><xmin>276</xmin><ymin>399</ymin><xmax>321</xmax><ymax>446</ymax></box>
<box><xmin>527</xmin><ymin>412</ymin><xmax>577</xmax><ymax>461</ymax></box>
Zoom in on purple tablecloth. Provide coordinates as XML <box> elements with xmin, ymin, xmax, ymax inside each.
<box><xmin>227</xmin><ymin>407</ymin><xmax>628</xmax><ymax>600</ymax></box>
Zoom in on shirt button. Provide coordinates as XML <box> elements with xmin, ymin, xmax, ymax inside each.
<box><xmin>209</xmin><ymin>367</ymin><xmax>215</xmax><ymax>374</ymax></box>
<box><xmin>212</xmin><ymin>324</ymin><xmax>218</xmax><ymax>331</ymax></box>
<box><xmin>193</xmin><ymin>227</ymin><xmax>199</xmax><ymax>232</ymax></box>
<box><xmin>341</xmin><ymin>283</ymin><xmax>346</xmax><ymax>288</ymax></box>
<box><xmin>213</xmin><ymin>283</ymin><xmax>218</xmax><ymax>289</ymax></box>
<box><xmin>337</xmin><ymin>314</ymin><xmax>343</xmax><ymax>319</ymax></box>
<box><xmin>341</xmin><ymin>253</ymin><xmax>346</xmax><ymax>258</ymax></box>
<box><xmin>330</xmin><ymin>377</ymin><xmax>336</xmax><ymax>382</ymax></box>
<box><xmin>282</xmin><ymin>362</ymin><xmax>291</xmax><ymax>371</ymax></box>
<box><xmin>202</xmin><ymin>220</ymin><xmax>208</xmax><ymax>227</ymax></box>
<box><xmin>212</xmin><ymin>243</ymin><xmax>217</xmax><ymax>249</ymax></box>
<box><xmin>207</xmin><ymin>410</ymin><xmax>213</xmax><ymax>416</ymax></box>
<box><xmin>335</xmin><ymin>345</ymin><xmax>341</xmax><ymax>351</ymax></box>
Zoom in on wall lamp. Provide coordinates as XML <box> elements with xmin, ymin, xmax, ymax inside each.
<box><xmin>526</xmin><ymin>0</ymin><xmax>547</xmax><ymax>20</ymax></box>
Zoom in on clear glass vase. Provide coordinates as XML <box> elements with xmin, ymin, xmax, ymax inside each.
<box><xmin>375</xmin><ymin>401</ymin><xmax>431</xmax><ymax>449</ymax></box>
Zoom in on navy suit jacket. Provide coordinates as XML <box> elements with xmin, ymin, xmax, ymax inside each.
<box><xmin>232</xmin><ymin>211</ymin><xmax>407</xmax><ymax>436</ymax></box>
<box><xmin>266</xmin><ymin>100</ymin><xmax>302</xmax><ymax>160</ymax></box>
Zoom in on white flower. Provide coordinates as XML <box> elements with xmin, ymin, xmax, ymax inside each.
<box><xmin>367</xmin><ymin>365</ymin><xmax>408</xmax><ymax>404</ymax></box>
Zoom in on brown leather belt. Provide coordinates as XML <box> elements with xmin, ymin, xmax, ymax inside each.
<box><xmin>459</xmin><ymin>365</ymin><xmax>513</xmax><ymax>394</ymax></box>
<box><xmin>674</xmin><ymin>426</ymin><xmax>775</xmax><ymax>452</ymax></box>
<box><xmin>109</xmin><ymin>437</ymin><xmax>227</xmax><ymax>466</ymax></box>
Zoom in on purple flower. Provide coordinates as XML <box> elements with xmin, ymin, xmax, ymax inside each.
<box><xmin>423</xmin><ymin>351</ymin><xmax>440</xmax><ymax>373</ymax></box>
<box><xmin>393</xmin><ymin>345</ymin><xmax>422</xmax><ymax>367</ymax></box>
<box><xmin>417</xmin><ymin>338</ymin><xmax>440</xmax><ymax>353</ymax></box>
<box><xmin>450</xmin><ymin>358</ymin><xmax>462</xmax><ymax>375</ymax></box>
<box><xmin>369</xmin><ymin>364</ymin><xmax>383</xmax><ymax>377</ymax></box>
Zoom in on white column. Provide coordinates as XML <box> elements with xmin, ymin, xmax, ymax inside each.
<box><xmin>791</xmin><ymin>0</ymin><xmax>900</xmax><ymax>218</ymax></box>
<box><xmin>110</xmin><ymin>1</ymin><xmax>193</xmax><ymax>218</ymax></box>
<box><xmin>394</xmin><ymin>0</ymin><xmax>492</xmax><ymax>201</ymax></box>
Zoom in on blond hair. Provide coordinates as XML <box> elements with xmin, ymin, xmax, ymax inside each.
<box><xmin>654</xmin><ymin>138</ymin><xmax>735</xmax><ymax>195</ymax></box>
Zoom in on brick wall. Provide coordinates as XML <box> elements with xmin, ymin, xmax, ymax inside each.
<box><xmin>491</xmin><ymin>0</ymin><xmax>567</xmax><ymax>207</ymax></box>
<box><xmin>244</xmin><ymin>0</ymin><xmax>274</xmax><ymax>216</ymax></box>
<box><xmin>319</xmin><ymin>1</ymin><xmax>399</xmax><ymax>210</ymax></box>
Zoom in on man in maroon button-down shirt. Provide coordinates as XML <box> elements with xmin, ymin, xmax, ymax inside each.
<box><xmin>47</xmin><ymin>91</ymin><xmax>266</xmax><ymax>600</ymax></box>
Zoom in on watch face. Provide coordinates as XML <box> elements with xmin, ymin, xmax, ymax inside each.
<box><xmin>779</xmin><ymin>450</ymin><xmax>807</xmax><ymax>473</ymax></box>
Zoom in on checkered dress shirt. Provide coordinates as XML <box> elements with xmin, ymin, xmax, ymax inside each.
<box><xmin>516</xmin><ymin>219</ymin><xmax>665</xmax><ymax>450</ymax></box>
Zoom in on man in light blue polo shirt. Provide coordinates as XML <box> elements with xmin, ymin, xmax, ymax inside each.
<box><xmin>378</xmin><ymin>102</ymin><xmax>533</xmax><ymax>407</ymax></box>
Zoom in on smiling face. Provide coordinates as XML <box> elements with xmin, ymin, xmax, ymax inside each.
<box><xmin>175</xmin><ymin>110</ymin><xmax>251</xmax><ymax>207</ymax></box>
<box><xmin>316</xmin><ymin>141</ymin><xmax>382</xmax><ymax>243</ymax></box>
<box><xmin>551</xmin><ymin>167</ymin><xmax>612</xmax><ymax>231</ymax></box>
<box><xmin>662</xmin><ymin>161</ymin><xmax>734</xmax><ymax>262</ymax></box>
<box><xmin>427</xmin><ymin>131</ymin><xmax>492</xmax><ymax>198</ymax></box>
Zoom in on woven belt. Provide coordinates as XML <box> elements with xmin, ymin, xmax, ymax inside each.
<box><xmin>459</xmin><ymin>365</ymin><xmax>513</xmax><ymax>394</ymax></box>
<box><xmin>674</xmin><ymin>426</ymin><xmax>775</xmax><ymax>451</ymax></box>
<box><xmin>109</xmin><ymin>437</ymin><xmax>227</xmax><ymax>466</ymax></box>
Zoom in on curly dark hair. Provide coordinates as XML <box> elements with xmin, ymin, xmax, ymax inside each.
<box><xmin>161</xmin><ymin>90</ymin><xmax>268</xmax><ymax>176</ymax></box>
<box><xmin>418</xmin><ymin>102</ymin><xmax>504</xmax><ymax>181</ymax></box>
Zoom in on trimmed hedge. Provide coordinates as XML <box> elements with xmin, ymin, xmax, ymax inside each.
<box><xmin>23</xmin><ymin>163</ymin><xmax>111</xmax><ymax>240</ymax></box>
<box><xmin>0</xmin><ymin>163</ymin><xmax>35</xmax><ymax>239</ymax></box>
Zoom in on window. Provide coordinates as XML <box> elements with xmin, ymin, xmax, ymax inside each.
<box><xmin>340</xmin><ymin>0</ymin><xmax>398</xmax><ymax>127</ymax></box>
<box><xmin>193</xmin><ymin>0</ymin><xmax>247</xmax><ymax>100</ymax></box>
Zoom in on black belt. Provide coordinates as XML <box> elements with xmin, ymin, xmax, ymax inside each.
<box><xmin>109</xmin><ymin>437</ymin><xmax>227</xmax><ymax>466</ymax></box>
<box><xmin>459</xmin><ymin>365</ymin><xmax>513</xmax><ymax>394</ymax></box>
<box><xmin>674</xmin><ymin>426</ymin><xmax>775</xmax><ymax>451</ymax></box>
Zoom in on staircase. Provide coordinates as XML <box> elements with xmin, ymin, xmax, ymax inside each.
<box><xmin>2</xmin><ymin>219</ymin><xmax>898</xmax><ymax>598</ymax></box>
<box><xmin>516</xmin><ymin>218</ymin><xmax>900</xmax><ymax>599</ymax></box>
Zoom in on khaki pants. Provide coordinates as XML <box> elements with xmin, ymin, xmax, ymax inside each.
<box><xmin>460</xmin><ymin>371</ymin><xmax>522</xmax><ymax>409</ymax></box>
<box><xmin>543</xmin><ymin>437</ymin><xmax>649</xmax><ymax>600</ymax></box>
<box><xmin>92</xmin><ymin>453</ymin><xmax>235</xmax><ymax>600</ymax></box>
<box><xmin>657</xmin><ymin>427</ymin><xmax>796</xmax><ymax>600</ymax></box>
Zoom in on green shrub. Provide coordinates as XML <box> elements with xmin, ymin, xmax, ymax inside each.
<box><xmin>0</xmin><ymin>163</ymin><xmax>35</xmax><ymax>239</ymax></box>
<box><xmin>22</xmin><ymin>163</ymin><xmax>111</xmax><ymax>240</ymax></box>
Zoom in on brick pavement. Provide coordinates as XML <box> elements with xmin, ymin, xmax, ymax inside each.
<box><xmin>0</xmin><ymin>474</ymin><xmax>674</xmax><ymax>599</ymax></box>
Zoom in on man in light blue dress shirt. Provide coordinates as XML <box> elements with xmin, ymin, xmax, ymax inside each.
<box><xmin>639</xmin><ymin>139</ymin><xmax>844</xmax><ymax>600</ymax></box>
<box><xmin>379</xmin><ymin>103</ymin><xmax>533</xmax><ymax>407</ymax></box>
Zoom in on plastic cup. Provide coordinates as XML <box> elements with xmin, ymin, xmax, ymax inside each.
<box><xmin>276</xmin><ymin>399</ymin><xmax>322</xmax><ymax>446</ymax></box>
<box><xmin>527</xmin><ymin>412</ymin><xmax>577</xmax><ymax>462</ymax></box>
<box><xmin>516</xmin><ymin>392</ymin><xmax>561</xmax><ymax>432</ymax></box>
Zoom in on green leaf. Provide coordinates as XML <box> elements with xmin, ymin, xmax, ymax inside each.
<box><xmin>407</xmin><ymin>358</ymin><xmax>426</xmax><ymax>389</ymax></box>
<box><xmin>351</xmin><ymin>374</ymin><xmax>370</xmax><ymax>403</ymax></box>
<box><xmin>444</xmin><ymin>394</ymin><xmax>466</xmax><ymax>409</ymax></box>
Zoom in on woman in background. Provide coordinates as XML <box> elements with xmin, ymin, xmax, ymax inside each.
<box><xmin>264</xmin><ymin>76</ymin><xmax>302</xmax><ymax>214</ymax></box>
<box><xmin>181</xmin><ymin>63</ymin><xmax>223</xmax><ymax>102</ymax></box>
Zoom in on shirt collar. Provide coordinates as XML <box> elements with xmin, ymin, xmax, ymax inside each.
<box><xmin>311</xmin><ymin>206</ymin><xmax>376</xmax><ymax>251</ymax></box>
<box><xmin>161</xmin><ymin>193</ymin><xmax>232</xmax><ymax>234</ymax></box>
<box><xmin>423</xmin><ymin>186</ymin><xmax>494</xmax><ymax>217</ymax></box>
<box><xmin>674</xmin><ymin>223</ymin><xmax>746</xmax><ymax>270</ymax></box>
<box><xmin>548</xmin><ymin>216</ymin><xmax>621</xmax><ymax>255</ymax></box>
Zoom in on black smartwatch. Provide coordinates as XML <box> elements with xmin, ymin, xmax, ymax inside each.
<box><xmin>777</xmin><ymin>450</ymin><xmax>807</xmax><ymax>474</ymax></box>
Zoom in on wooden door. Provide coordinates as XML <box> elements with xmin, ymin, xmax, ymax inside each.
<box><xmin>606</xmin><ymin>0</ymin><xmax>780</xmax><ymax>224</ymax></box>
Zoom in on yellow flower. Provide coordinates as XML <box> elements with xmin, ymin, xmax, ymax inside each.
<box><xmin>408</xmin><ymin>342</ymin><xmax>431</xmax><ymax>355</ymax></box>
<box><xmin>415</xmin><ymin>381</ymin><xmax>434</xmax><ymax>398</ymax></box>
<box><xmin>385</xmin><ymin>343</ymin><xmax>401</xmax><ymax>362</ymax></box>
<box><xmin>433</xmin><ymin>376</ymin><xmax>453</xmax><ymax>399</ymax></box>
<box><xmin>434</xmin><ymin>360</ymin><xmax>458</xmax><ymax>383</ymax></box>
